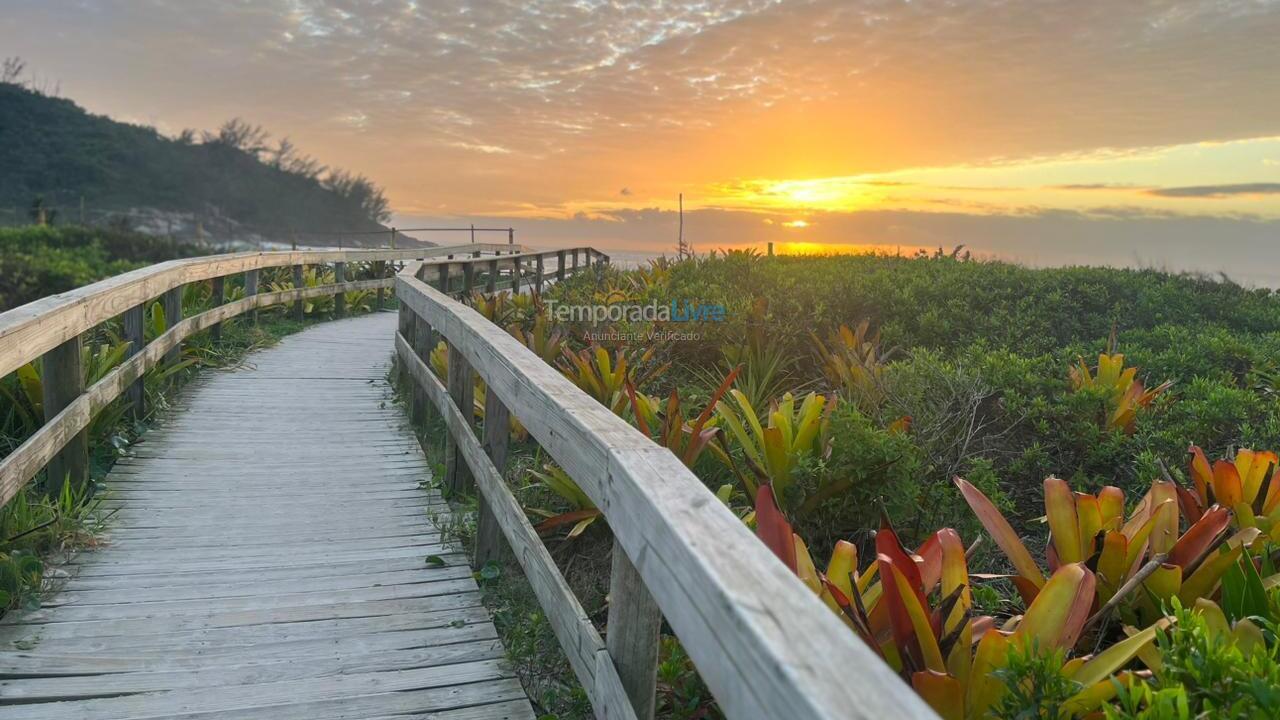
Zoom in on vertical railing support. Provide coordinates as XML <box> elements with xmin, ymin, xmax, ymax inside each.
<box><xmin>535</xmin><ymin>255</ymin><xmax>544</xmax><ymax>294</ymax></box>
<box><xmin>292</xmin><ymin>264</ymin><xmax>305</xmax><ymax>321</ymax></box>
<box><xmin>412</xmin><ymin>314</ymin><xmax>435</xmax><ymax>425</ymax></box>
<box><xmin>40</xmin><ymin>336</ymin><xmax>88</xmax><ymax>496</ymax></box>
<box><xmin>162</xmin><ymin>286</ymin><xmax>183</xmax><ymax>365</ymax></box>
<box><xmin>437</xmin><ymin>263</ymin><xmax>450</xmax><ymax>295</ymax></box>
<box><xmin>210</xmin><ymin>276</ymin><xmax>225</xmax><ymax>343</ymax></box>
<box><xmin>245</xmin><ymin>269</ymin><xmax>260</xmax><ymax>324</ymax></box>
<box><xmin>122</xmin><ymin>303</ymin><xmax>146</xmax><ymax>420</ymax></box>
<box><xmin>486</xmin><ymin>259</ymin><xmax>498</xmax><ymax>293</ymax></box>
<box><xmin>444</xmin><ymin>344</ymin><xmax>474</xmax><ymax>495</ymax></box>
<box><xmin>334</xmin><ymin>262</ymin><xmax>347</xmax><ymax>317</ymax></box>
<box><xmin>608</xmin><ymin>548</ymin><xmax>663</xmax><ymax>720</ymax></box>
<box><xmin>475</xmin><ymin>386</ymin><xmax>510</xmax><ymax>567</ymax></box>
<box><xmin>463</xmin><ymin>262</ymin><xmax>475</xmax><ymax>296</ymax></box>
<box><xmin>572</xmin><ymin>248</ymin><xmax>580</xmax><ymax>272</ymax></box>
<box><xmin>512</xmin><ymin>257</ymin><xmax>523</xmax><ymax>294</ymax></box>
<box><xmin>557</xmin><ymin>250</ymin><xmax>567</xmax><ymax>281</ymax></box>
<box><xmin>375</xmin><ymin>260</ymin><xmax>387</xmax><ymax>310</ymax></box>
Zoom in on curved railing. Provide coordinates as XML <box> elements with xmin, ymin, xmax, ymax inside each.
<box><xmin>393</xmin><ymin>265</ymin><xmax>935</xmax><ymax>719</ymax></box>
<box><xmin>0</xmin><ymin>243</ymin><xmax>604</xmax><ymax>506</ymax></box>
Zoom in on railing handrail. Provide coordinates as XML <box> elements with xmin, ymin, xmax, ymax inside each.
<box><xmin>393</xmin><ymin>271</ymin><xmax>935</xmax><ymax>720</ymax></box>
<box><xmin>0</xmin><ymin>242</ymin><xmax>525</xmax><ymax>380</ymax></box>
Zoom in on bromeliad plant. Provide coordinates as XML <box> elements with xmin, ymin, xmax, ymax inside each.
<box><xmin>713</xmin><ymin>389</ymin><xmax>835</xmax><ymax>500</ymax></box>
<box><xmin>526</xmin><ymin>462</ymin><xmax>600</xmax><ymax>539</ymax></box>
<box><xmin>753</xmin><ymin>484</ymin><xmax>1163</xmax><ymax>719</ymax></box>
<box><xmin>955</xmin><ymin>475</ymin><xmax>1271</xmax><ymax>627</ymax></box>
<box><xmin>811</xmin><ymin>319</ymin><xmax>894</xmax><ymax>413</ymax></box>
<box><xmin>1068</xmin><ymin>350</ymin><xmax>1172</xmax><ymax>435</ymax></box>
<box><xmin>1181</xmin><ymin>445</ymin><xmax>1280</xmax><ymax>538</ymax></box>
<box><xmin>626</xmin><ymin>366</ymin><xmax>740</xmax><ymax>469</ymax></box>
<box><xmin>559</xmin><ymin>344</ymin><xmax>667</xmax><ymax>417</ymax></box>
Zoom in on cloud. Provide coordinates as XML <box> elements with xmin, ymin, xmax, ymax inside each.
<box><xmin>1146</xmin><ymin>183</ymin><xmax>1280</xmax><ymax>198</ymax></box>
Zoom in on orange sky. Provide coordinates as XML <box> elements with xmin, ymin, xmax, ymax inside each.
<box><xmin>2</xmin><ymin>1</ymin><xmax>1279</xmax><ymax>278</ymax></box>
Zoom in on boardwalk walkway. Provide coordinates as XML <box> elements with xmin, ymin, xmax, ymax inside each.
<box><xmin>0</xmin><ymin>313</ymin><xmax>534</xmax><ymax>719</ymax></box>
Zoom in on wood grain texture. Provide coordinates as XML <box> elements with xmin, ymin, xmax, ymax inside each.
<box><xmin>396</xmin><ymin>335</ymin><xmax>637</xmax><ymax>720</ymax></box>
<box><xmin>395</xmin><ymin>275</ymin><xmax>937</xmax><ymax>720</ymax></box>
<box><xmin>0</xmin><ymin>313</ymin><xmax>534</xmax><ymax>720</ymax></box>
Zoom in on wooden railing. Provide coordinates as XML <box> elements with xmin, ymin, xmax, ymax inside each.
<box><xmin>394</xmin><ymin>264</ymin><xmax>936</xmax><ymax>719</ymax></box>
<box><xmin>0</xmin><ymin>242</ymin><xmax>596</xmax><ymax>507</ymax></box>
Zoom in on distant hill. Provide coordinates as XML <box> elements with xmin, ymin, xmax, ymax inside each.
<box><xmin>0</xmin><ymin>79</ymin><xmax>416</xmax><ymax>247</ymax></box>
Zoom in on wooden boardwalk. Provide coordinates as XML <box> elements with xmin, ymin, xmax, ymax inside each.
<box><xmin>0</xmin><ymin>313</ymin><xmax>534</xmax><ymax>719</ymax></box>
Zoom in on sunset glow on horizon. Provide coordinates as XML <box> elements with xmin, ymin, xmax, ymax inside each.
<box><xmin>4</xmin><ymin>1</ymin><xmax>1278</xmax><ymax>279</ymax></box>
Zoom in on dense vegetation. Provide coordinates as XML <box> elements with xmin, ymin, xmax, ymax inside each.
<box><xmin>0</xmin><ymin>224</ymin><xmax>211</xmax><ymax>311</ymax></box>
<box><xmin>415</xmin><ymin>250</ymin><xmax>1280</xmax><ymax>718</ymax></box>
<box><xmin>0</xmin><ymin>62</ymin><xmax>390</xmax><ymax>235</ymax></box>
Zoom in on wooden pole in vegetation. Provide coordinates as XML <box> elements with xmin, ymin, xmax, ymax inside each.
<box><xmin>40</xmin><ymin>336</ymin><xmax>88</xmax><ymax>496</ymax></box>
<box><xmin>244</xmin><ymin>269</ymin><xmax>260</xmax><ymax>324</ymax></box>
<box><xmin>334</xmin><ymin>262</ymin><xmax>346</xmax><ymax>317</ymax></box>
<box><xmin>444</xmin><ymin>344</ymin><xmax>474</xmax><ymax>495</ymax></box>
<box><xmin>486</xmin><ymin>259</ymin><xmax>498</xmax><ymax>293</ymax></box>
<box><xmin>162</xmin><ymin>286</ymin><xmax>183</xmax><ymax>365</ymax></box>
<box><xmin>292</xmin><ymin>264</ymin><xmax>305</xmax><ymax>320</ymax></box>
<box><xmin>475</xmin><ymin>386</ymin><xmax>510</xmax><ymax>566</ymax></box>
<box><xmin>511</xmin><ymin>258</ymin><xmax>522</xmax><ymax>294</ymax></box>
<box><xmin>608</xmin><ymin>548</ymin><xmax>663</xmax><ymax>720</ymax></box>
<box><xmin>557</xmin><ymin>250</ymin><xmax>566</xmax><ymax>281</ymax></box>
<box><xmin>210</xmin><ymin>276</ymin><xmax>225</xmax><ymax>343</ymax></box>
<box><xmin>122</xmin><ymin>303</ymin><xmax>146</xmax><ymax>420</ymax></box>
<box><xmin>534</xmin><ymin>255</ymin><xmax>544</xmax><ymax>293</ymax></box>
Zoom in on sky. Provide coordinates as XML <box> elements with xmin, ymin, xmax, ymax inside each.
<box><xmin>2</xmin><ymin>0</ymin><xmax>1279</xmax><ymax>280</ymax></box>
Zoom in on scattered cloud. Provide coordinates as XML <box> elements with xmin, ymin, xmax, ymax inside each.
<box><xmin>1146</xmin><ymin>183</ymin><xmax>1280</xmax><ymax>198</ymax></box>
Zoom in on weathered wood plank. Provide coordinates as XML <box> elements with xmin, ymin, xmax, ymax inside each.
<box><xmin>40</xmin><ymin>335</ymin><xmax>87</xmax><ymax>496</ymax></box>
<box><xmin>396</xmin><ymin>334</ymin><xmax>637</xmax><ymax>720</ymax></box>
<box><xmin>0</xmin><ymin>314</ymin><xmax>533</xmax><ymax>719</ymax></box>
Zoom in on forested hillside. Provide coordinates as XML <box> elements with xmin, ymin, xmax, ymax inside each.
<box><xmin>0</xmin><ymin>70</ymin><xmax>391</xmax><ymax>240</ymax></box>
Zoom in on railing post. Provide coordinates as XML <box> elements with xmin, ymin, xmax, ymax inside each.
<box><xmin>40</xmin><ymin>336</ymin><xmax>88</xmax><ymax>496</ymax></box>
<box><xmin>292</xmin><ymin>264</ymin><xmax>305</xmax><ymax>321</ymax></box>
<box><xmin>535</xmin><ymin>255</ymin><xmax>544</xmax><ymax>294</ymax></box>
<box><xmin>475</xmin><ymin>386</ymin><xmax>510</xmax><ymax>567</ymax></box>
<box><xmin>437</xmin><ymin>262</ymin><xmax>450</xmax><ymax>295</ymax></box>
<box><xmin>557</xmin><ymin>250</ymin><xmax>567</xmax><ymax>281</ymax></box>
<box><xmin>210</xmin><ymin>276</ymin><xmax>225</xmax><ymax>343</ymax></box>
<box><xmin>444</xmin><ymin>344</ymin><xmax>474</xmax><ymax>496</ymax></box>
<box><xmin>412</xmin><ymin>314</ymin><xmax>435</xmax><ymax>424</ymax></box>
<box><xmin>463</xmin><ymin>261</ymin><xmax>475</xmax><ymax>296</ymax></box>
<box><xmin>334</xmin><ymin>261</ymin><xmax>347</xmax><ymax>317</ymax></box>
<box><xmin>608</xmin><ymin>548</ymin><xmax>663</xmax><ymax>720</ymax></box>
<box><xmin>486</xmin><ymin>258</ymin><xmax>498</xmax><ymax>293</ymax></box>
<box><xmin>375</xmin><ymin>260</ymin><xmax>387</xmax><ymax>310</ymax></box>
<box><xmin>572</xmin><ymin>248</ymin><xmax>580</xmax><ymax>272</ymax></box>
<box><xmin>122</xmin><ymin>303</ymin><xmax>146</xmax><ymax>420</ymax></box>
<box><xmin>162</xmin><ymin>285</ymin><xmax>183</xmax><ymax>365</ymax></box>
<box><xmin>511</xmin><ymin>257</ymin><xmax>522</xmax><ymax>294</ymax></box>
<box><xmin>245</xmin><ymin>268</ymin><xmax>260</xmax><ymax>324</ymax></box>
